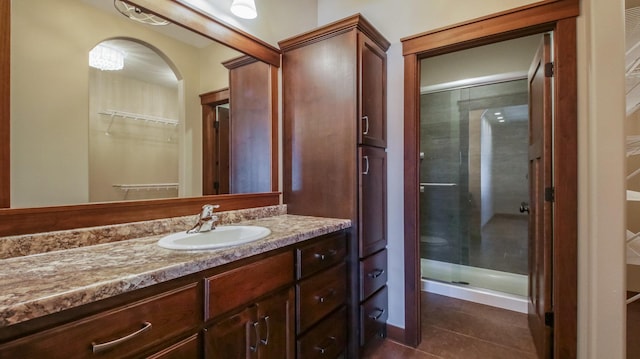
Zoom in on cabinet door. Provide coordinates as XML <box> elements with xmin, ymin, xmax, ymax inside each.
<box><xmin>255</xmin><ymin>288</ymin><xmax>294</xmax><ymax>359</ymax></box>
<box><xmin>359</xmin><ymin>146</ymin><xmax>387</xmax><ymax>257</ymax></box>
<box><xmin>204</xmin><ymin>307</ymin><xmax>258</xmax><ymax>359</ymax></box>
<box><xmin>359</xmin><ymin>34</ymin><xmax>386</xmax><ymax>148</ymax></box>
<box><xmin>204</xmin><ymin>288</ymin><xmax>293</xmax><ymax>359</ymax></box>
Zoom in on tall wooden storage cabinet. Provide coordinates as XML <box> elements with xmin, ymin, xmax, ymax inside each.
<box><xmin>280</xmin><ymin>14</ymin><xmax>389</xmax><ymax>357</ymax></box>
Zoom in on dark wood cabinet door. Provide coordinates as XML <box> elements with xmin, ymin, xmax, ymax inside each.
<box><xmin>359</xmin><ymin>146</ymin><xmax>387</xmax><ymax>257</ymax></box>
<box><xmin>359</xmin><ymin>35</ymin><xmax>386</xmax><ymax>148</ymax></box>
<box><xmin>204</xmin><ymin>307</ymin><xmax>258</xmax><ymax>359</ymax></box>
<box><xmin>204</xmin><ymin>288</ymin><xmax>293</xmax><ymax>359</ymax></box>
<box><xmin>255</xmin><ymin>288</ymin><xmax>295</xmax><ymax>359</ymax></box>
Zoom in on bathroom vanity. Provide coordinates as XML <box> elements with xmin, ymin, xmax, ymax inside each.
<box><xmin>0</xmin><ymin>210</ymin><xmax>350</xmax><ymax>358</ymax></box>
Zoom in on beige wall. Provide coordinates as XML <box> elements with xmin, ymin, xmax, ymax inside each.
<box><xmin>315</xmin><ymin>0</ymin><xmax>627</xmax><ymax>357</ymax></box>
<box><xmin>88</xmin><ymin>69</ymin><xmax>180</xmax><ymax>202</ymax></box>
<box><xmin>10</xmin><ymin>0</ymin><xmax>236</xmax><ymax>207</ymax></box>
<box><xmin>420</xmin><ymin>34</ymin><xmax>542</xmax><ymax>88</ymax></box>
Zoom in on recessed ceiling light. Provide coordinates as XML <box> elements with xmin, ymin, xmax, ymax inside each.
<box><xmin>499</xmin><ymin>119</ymin><xmax>505</xmax><ymax>123</ymax></box>
<box><xmin>494</xmin><ymin>112</ymin><xmax>502</xmax><ymax>116</ymax></box>
<box><xmin>497</xmin><ymin>116</ymin><xmax>504</xmax><ymax>120</ymax></box>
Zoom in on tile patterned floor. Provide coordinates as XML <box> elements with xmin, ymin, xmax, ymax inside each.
<box><xmin>363</xmin><ymin>292</ymin><xmax>537</xmax><ymax>359</ymax></box>
<box><xmin>421</xmin><ymin>215</ymin><xmax>528</xmax><ymax>276</ymax></box>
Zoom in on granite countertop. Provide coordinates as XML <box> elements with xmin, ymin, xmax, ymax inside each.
<box><xmin>0</xmin><ymin>214</ymin><xmax>351</xmax><ymax>327</ymax></box>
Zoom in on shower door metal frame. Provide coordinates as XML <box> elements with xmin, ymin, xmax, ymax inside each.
<box><xmin>401</xmin><ymin>1</ymin><xmax>579</xmax><ymax>358</ymax></box>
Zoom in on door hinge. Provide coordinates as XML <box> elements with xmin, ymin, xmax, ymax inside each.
<box><xmin>545</xmin><ymin>187</ymin><xmax>555</xmax><ymax>202</ymax></box>
<box><xmin>213</xmin><ymin>181</ymin><xmax>219</xmax><ymax>190</ymax></box>
<box><xmin>545</xmin><ymin>62</ymin><xmax>554</xmax><ymax>77</ymax></box>
<box><xmin>214</xmin><ymin>119</ymin><xmax>220</xmax><ymax>130</ymax></box>
<box><xmin>545</xmin><ymin>311</ymin><xmax>554</xmax><ymax>327</ymax></box>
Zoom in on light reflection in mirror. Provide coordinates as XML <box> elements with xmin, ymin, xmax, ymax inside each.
<box><xmin>9</xmin><ymin>0</ymin><xmax>273</xmax><ymax>208</ymax></box>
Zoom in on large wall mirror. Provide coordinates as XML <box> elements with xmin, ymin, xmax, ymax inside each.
<box><xmin>0</xmin><ymin>0</ymin><xmax>280</xmax><ymax>235</ymax></box>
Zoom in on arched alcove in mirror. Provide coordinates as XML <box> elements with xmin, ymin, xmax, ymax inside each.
<box><xmin>7</xmin><ymin>0</ymin><xmax>276</xmax><ymax>210</ymax></box>
<box><xmin>88</xmin><ymin>38</ymin><xmax>181</xmax><ymax>202</ymax></box>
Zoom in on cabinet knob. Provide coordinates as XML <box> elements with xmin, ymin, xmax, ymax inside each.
<box><xmin>367</xmin><ymin>268</ymin><xmax>385</xmax><ymax>279</ymax></box>
<box><xmin>368</xmin><ymin>308</ymin><xmax>385</xmax><ymax>321</ymax></box>
<box><xmin>314</xmin><ymin>336</ymin><xmax>337</xmax><ymax>355</ymax></box>
<box><xmin>316</xmin><ymin>289</ymin><xmax>336</xmax><ymax>303</ymax></box>
<box><xmin>314</xmin><ymin>249</ymin><xmax>337</xmax><ymax>261</ymax></box>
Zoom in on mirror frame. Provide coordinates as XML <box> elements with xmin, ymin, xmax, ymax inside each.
<box><xmin>0</xmin><ymin>0</ymin><xmax>280</xmax><ymax>236</ymax></box>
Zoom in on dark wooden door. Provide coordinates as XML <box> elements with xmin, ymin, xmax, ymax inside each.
<box><xmin>527</xmin><ymin>33</ymin><xmax>553</xmax><ymax>359</ymax></box>
<box><xmin>359</xmin><ymin>146</ymin><xmax>387</xmax><ymax>257</ymax></box>
<box><xmin>200</xmin><ymin>88</ymin><xmax>229</xmax><ymax>196</ymax></box>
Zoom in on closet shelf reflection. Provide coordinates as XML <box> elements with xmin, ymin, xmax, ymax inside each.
<box><xmin>99</xmin><ymin>110</ymin><xmax>179</xmax><ymax>127</ymax></box>
<box><xmin>112</xmin><ymin>183</ymin><xmax>179</xmax><ymax>192</ymax></box>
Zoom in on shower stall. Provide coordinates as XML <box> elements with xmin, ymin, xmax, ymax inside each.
<box><xmin>419</xmin><ymin>79</ymin><xmax>530</xmax><ymax>312</ymax></box>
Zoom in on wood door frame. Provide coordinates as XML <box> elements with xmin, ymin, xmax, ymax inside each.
<box><xmin>401</xmin><ymin>1</ymin><xmax>579</xmax><ymax>358</ymax></box>
<box><xmin>200</xmin><ymin>88</ymin><xmax>230</xmax><ymax>196</ymax></box>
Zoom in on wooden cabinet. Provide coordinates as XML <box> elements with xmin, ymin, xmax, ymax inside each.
<box><xmin>203</xmin><ymin>288</ymin><xmax>294</xmax><ymax>359</ymax></box>
<box><xmin>280</xmin><ymin>14</ymin><xmax>389</xmax><ymax>356</ymax></box>
<box><xmin>203</xmin><ymin>251</ymin><xmax>294</xmax><ymax>358</ymax></box>
<box><xmin>148</xmin><ymin>334</ymin><xmax>200</xmax><ymax>359</ymax></box>
<box><xmin>0</xmin><ymin>231</ymin><xmax>348</xmax><ymax>359</ymax></box>
<box><xmin>359</xmin><ymin>146</ymin><xmax>387</xmax><ymax>257</ymax></box>
<box><xmin>295</xmin><ymin>232</ymin><xmax>348</xmax><ymax>358</ymax></box>
<box><xmin>0</xmin><ymin>284</ymin><xmax>200</xmax><ymax>359</ymax></box>
<box><xmin>359</xmin><ymin>35</ymin><xmax>387</xmax><ymax>148</ymax></box>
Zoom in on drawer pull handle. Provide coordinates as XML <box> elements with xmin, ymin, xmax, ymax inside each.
<box><xmin>314</xmin><ymin>336</ymin><xmax>336</xmax><ymax>355</ymax></box>
<box><xmin>261</xmin><ymin>315</ymin><xmax>270</xmax><ymax>345</ymax></box>
<box><xmin>314</xmin><ymin>249</ymin><xmax>337</xmax><ymax>261</ymax></box>
<box><xmin>362</xmin><ymin>115</ymin><xmax>370</xmax><ymax>135</ymax></box>
<box><xmin>368</xmin><ymin>268</ymin><xmax>385</xmax><ymax>279</ymax></box>
<box><xmin>91</xmin><ymin>321</ymin><xmax>152</xmax><ymax>353</ymax></box>
<box><xmin>250</xmin><ymin>321</ymin><xmax>260</xmax><ymax>352</ymax></box>
<box><xmin>368</xmin><ymin>308</ymin><xmax>385</xmax><ymax>321</ymax></box>
<box><xmin>316</xmin><ymin>289</ymin><xmax>336</xmax><ymax>303</ymax></box>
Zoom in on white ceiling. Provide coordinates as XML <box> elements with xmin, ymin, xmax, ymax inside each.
<box><xmin>82</xmin><ymin>0</ymin><xmax>220</xmax><ymax>88</ymax></box>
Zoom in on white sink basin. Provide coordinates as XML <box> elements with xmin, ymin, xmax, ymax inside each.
<box><xmin>157</xmin><ymin>225</ymin><xmax>271</xmax><ymax>250</ymax></box>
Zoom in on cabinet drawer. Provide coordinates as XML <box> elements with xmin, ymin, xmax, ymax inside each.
<box><xmin>297</xmin><ymin>306</ymin><xmax>347</xmax><ymax>359</ymax></box>
<box><xmin>0</xmin><ymin>284</ymin><xmax>199</xmax><ymax>359</ymax></box>
<box><xmin>297</xmin><ymin>262</ymin><xmax>347</xmax><ymax>333</ymax></box>
<box><xmin>360</xmin><ymin>249</ymin><xmax>387</xmax><ymax>300</ymax></box>
<box><xmin>204</xmin><ymin>250</ymin><xmax>293</xmax><ymax>321</ymax></box>
<box><xmin>296</xmin><ymin>231</ymin><xmax>346</xmax><ymax>279</ymax></box>
<box><xmin>148</xmin><ymin>334</ymin><xmax>199</xmax><ymax>359</ymax></box>
<box><xmin>360</xmin><ymin>286</ymin><xmax>388</xmax><ymax>347</ymax></box>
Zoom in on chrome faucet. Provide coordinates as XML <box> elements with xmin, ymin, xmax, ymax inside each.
<box><xmin>187</xmin><ymin>204</ymin><xmax>220</xmax><ymax>233</ymax></box>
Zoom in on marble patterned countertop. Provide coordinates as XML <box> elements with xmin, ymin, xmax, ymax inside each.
<box><xmin>0</xmin><ymin>213</ymin><xmax>351</xmax><ymax>327</ymax></box>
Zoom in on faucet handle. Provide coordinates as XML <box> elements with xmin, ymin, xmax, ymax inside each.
<box><xmin>200</xmin><ymin>204</ymin><xmax>220</xmax><ymax>218</ymax></box>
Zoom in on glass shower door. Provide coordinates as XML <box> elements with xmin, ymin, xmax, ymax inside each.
<box><xmin>420</xmin><ymin>79</ymin><xmax>530</xmax><ymax>297</ymax></box>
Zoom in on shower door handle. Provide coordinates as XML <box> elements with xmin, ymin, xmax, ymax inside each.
<box><xmin>519</xmin><ymin>201</ymin><xmax>530</xmax><ymax>214</ymax></box>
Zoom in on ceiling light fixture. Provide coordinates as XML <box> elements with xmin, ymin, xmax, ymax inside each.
<box><xmin>230</xmin><ymin>0</ymin><xmax>257</xmax><ymax>19</ymax></box>
<box><xmin>113</xmin><ymin>0</ymin><xmax>170</xmax><ymax>26</ymax></box>
<box><xmin>89</xmin><ymin>44</ymin><xmax>125</xmax><ymax>71</ymax></box>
